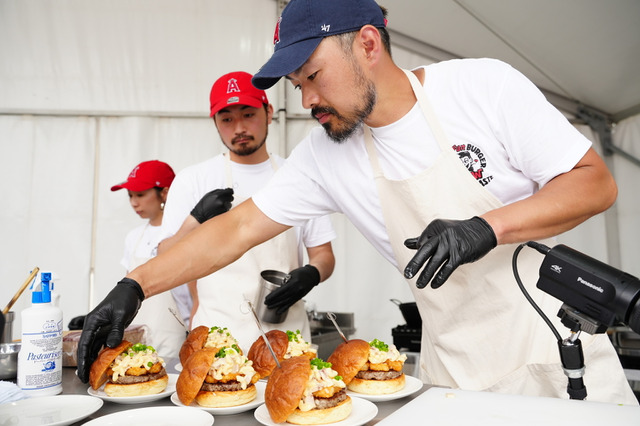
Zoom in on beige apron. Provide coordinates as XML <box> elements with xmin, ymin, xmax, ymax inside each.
<box><xmin>191</xmin><ymin>154</ymin><xmax>310</xmax><ymax>352</ymax></box>
<box><xmin>129</xmin><ymin>226</ymin><xmax>186</xmax><ymax>358</ymax></box>
<box><xmin>363</xmin><ymin>69</ymin><xmax>636</xmax><ymax>403</ymax></box>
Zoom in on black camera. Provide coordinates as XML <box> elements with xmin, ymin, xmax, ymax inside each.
<box><xmin>536</xmin><ymin>244</ymin><xmax>640</xmax><ymax>335</ymax></box>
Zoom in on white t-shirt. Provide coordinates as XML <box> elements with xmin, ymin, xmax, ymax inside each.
<box><xmin>161</xmin><ymin>153</ymin><xmax>337</xmax><ymax>258</ymax></box>
<box><xmin>252</xmin><ymin>58</ymin><xmax>591</xmax><ymax>268</ymax></box>
<box><xmin>121</xmin><ymin>222</ymin><xmax>193</xmax><ymax>326</ymax></box>
<box><xmin>120</xmin><ymin>223</ymin><xmax>162</xmax><ymax>271</ymax></box>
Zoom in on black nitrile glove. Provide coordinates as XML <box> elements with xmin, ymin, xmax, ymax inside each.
<box><xmin>76</xmin><ymin>278</ymin><xmax>145</xmax><ymax>383</ymax></box>
<box><xmin>190</xmin><ymin>188</ymin><xmax>234</xmax><ymax>223</ymax></box>
<box><xmin>403</xmin><ymin>216</ymin><xmax>497</xmax><ymax>289</ymax></box>
<box><xmin>264</xmin><ymin>265</ymin><xmax>320</xmax><ymax>315</ymax></box>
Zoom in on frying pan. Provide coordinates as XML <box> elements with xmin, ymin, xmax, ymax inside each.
<box><xmin>390</xmin><ymin>298</ymin><xmax>422</xmax><ymax>327</ymax></box>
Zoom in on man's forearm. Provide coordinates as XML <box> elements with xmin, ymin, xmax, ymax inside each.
<box><xmin>307</xmin><ymin>242</ymin><xmax>336</xmax><ymax>282</ymax></box>
<box><xmin>157</xmin><ymin>215</ymin><xmax>200</xmax><ymax>254</ymax></box>
<box><xmin>129</xmin><ymin>199</ymin><xmax>290</xmax><ymax>298</ymax></box>
<box><xmin>483</xmin><ymin>148</ymin><xmax>616</xmax><ymax>245</ymax></box>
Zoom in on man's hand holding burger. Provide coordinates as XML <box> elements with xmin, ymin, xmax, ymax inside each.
<box><xmin>264</xmin><ymin>265</ymin><xmax>320</xmax><ymax>314</ymax></box>
<box><xmin>76</xmin><ymin>278</ymin><xmax>145</xmax><ymax>383</ymax></box>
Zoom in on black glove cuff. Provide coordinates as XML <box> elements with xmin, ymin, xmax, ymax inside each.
<box><xmin>472</xmin><ymin>216</ymin><xmax>498</xmax><ymax>247</ymax></box>
<box><xmin>118</xmin><ymin>277</ymin><xmax>145</xmax><ymax>301</ymax></box>
<box><xmin>304</xmin><ymin>264</ymin><xmax>321</xmax><ymax>286</ymax></box>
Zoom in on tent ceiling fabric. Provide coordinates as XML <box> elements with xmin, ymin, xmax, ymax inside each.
<box><xmin>386</xmin><ymin>0</ymin><xmax>640</xmax><ymax>121</ymax></box>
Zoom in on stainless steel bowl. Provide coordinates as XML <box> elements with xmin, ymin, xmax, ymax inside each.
<box><xmin>0</xmin><ymin>342</ymin><xmax>20</xmax><ymax>379</ymax></box>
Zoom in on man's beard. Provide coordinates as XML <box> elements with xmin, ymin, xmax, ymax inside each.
<box><xmin>228</xmin><ymin>130</ymin><xmax>268</xmax><ymax>156</ymax></box>
<box><xmin>311</xmin><ymin>70</ymin><xmax>376</xmax><ymax>143</ymax></box>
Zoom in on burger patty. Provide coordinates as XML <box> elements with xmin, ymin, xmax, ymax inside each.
<box><xmin>112</xmin><ymin>368</ymin><xmax>167</xmax><ymax>384</ymax></box>
<box><xmin>355</xmin><ymin>369</ymin><xmax>403</xmax><ymax>381</ymax></box>
<box><xmin>201</xmin><ymin>381</ymin><xmax>246</xmax><ymax>392</ymax></box>
<box><xmin>314</xmin><ymin>388</ymin><xmax>347</xmax><ymax>410</ymax></box>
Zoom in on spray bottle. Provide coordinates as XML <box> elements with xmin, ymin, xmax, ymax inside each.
<box><xmin>17</xmin><ymin>272</ymin><xmax>63</xmax><ymax>396</ymax></box>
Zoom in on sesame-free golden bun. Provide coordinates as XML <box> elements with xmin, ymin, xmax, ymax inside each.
<box><xmin>247</xmin><ymin>330</ymin><xmax>289</xmax><ymax>378</ymax></box>
<box><xmin>179</xmin><ymin>325</ymin><xmax>210</xmax><ymax>366</ymax></box>
<box><xmin>326</xmin><ymin>339</ymin><xmax>370</xmax><ymax>385</ymax></box>
<box><xmin>347</xmin><ymin>374</ymin><xmax>406</xmax><ymax>394</ymax></box>
<box><xmin>104</xmin><ymin>374</ymin><xmax>169</xmax><ymax>397</ymax></box>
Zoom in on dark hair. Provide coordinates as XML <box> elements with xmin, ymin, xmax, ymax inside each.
<box><xmin>153</xmin><ymin>187</ymin><xmax>165</xmax><ymax>198</ymax></box>
<box><xmin>333</xmin><ymin>6</ymin><xmax>391</xmax><ymax>56</ymax></box>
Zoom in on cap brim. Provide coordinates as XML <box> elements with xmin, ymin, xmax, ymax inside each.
<box><xmin>252</xmin><ymin>37</ymin><xmax>322</xmax><ymax>90</ymax></box>
<box><xmin>110</xmin><ymin>182</ymin><xmax>154</xmax><ymax>192</ymax></box>
<box><xmin>210</xmin><ymin>95</ymin><xmax>266</xmax><ymax>117</ymax></box>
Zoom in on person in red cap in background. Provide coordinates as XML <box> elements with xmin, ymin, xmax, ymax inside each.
<box><xmin>156</xmin><ymin>71</ymin><xmax>336</xmax><ymax>350</ymax></box>
<box><xmin>111</xmin><ymin>160</ymin><xmax>188</xmax><ymax>357</ymax></box>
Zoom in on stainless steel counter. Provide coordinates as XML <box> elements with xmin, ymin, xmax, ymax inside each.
<box><xmin>63</xmin><ymin>358</ymin><xmax>431</xmax><ymax>425</ymax></box>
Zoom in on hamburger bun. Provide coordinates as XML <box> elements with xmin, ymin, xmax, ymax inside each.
<box><xmin>247</xmin><ymin>330</ymin><xmax>289</xmax><ymax>378</ymax></box>
<box><xmin>89</xmin><ymin>340</ymin><xmax>168</xmax><ymax>397</ymax></box>
<box><xmin>265</xmin><ymin>356</ymin><xmax>351</xmax><ymax>425</ymax></box>
<box><xmin>346</xmin><ymin>373</ymin><xmax>406</xmax><ymax>394</ymax></box>
<box><xmin>328</xmin><ymin>339</ymin><xmax>406</xmax><ymax>395</ymax></box>
<box><xmin>326</xmin><ymin>339</ymin><xmax>370</xmax><ymax>385</ymax></box>
<box><xmin>195</xmin><ymin>384</ymin><xmax>257</xmax><ymax>407</ymax></box>
<box><xmin>179</xmin><ymin>325</ymin><xmax>209</xmax><ymax>365</ymax></box>
<box><xmin>177</xmin><ymin>346</ymin><xmax>258</xmax><ymax>408</ymax></box>
<box><xmin>104</xmin><ymin>374</ymin><xmax>169</xmax><ymax>397</ymax></box>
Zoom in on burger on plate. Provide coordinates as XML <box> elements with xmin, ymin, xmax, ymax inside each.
<box><xmin>265</xmin><ymin>356</ymin><xmax>351</xmax><ymax>425</ymax></box>
<box><xmin>328</xmin><ymin>338</ymin><xmax>407</xmax><ymax>395</ymax></box>
<box><xmin>89</xmin><ymin>340</ymin><xmax>168</xmax><ymax>397</ymax></box>
<box><xmin>176</xmin><ymin>345</ymin><xmax>259</xmax><ymax>408</ymax></box>
<box><xmin>179</xmin><ymin>325</ymin><xmax>241</xmax><ymax>365</ymax></box>
<box><xmin>248</xmin><ymin>329</ymin><xmax>317</xmax><ymax>379</ymax></box>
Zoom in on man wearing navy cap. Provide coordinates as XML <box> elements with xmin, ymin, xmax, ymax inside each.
<box><xmin>78</xmin><ymin>0</ymin><xmax>636</xmax><ymax>405</ymax></box>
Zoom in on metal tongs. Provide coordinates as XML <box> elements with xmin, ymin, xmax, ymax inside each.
<box><xmin>326</xmin><ymin>312</ymin><xmax>349</xmax><ymax>343</ymax></box>
<box><xmin>168</xmin><ymin>307</ymin><xmax>189</xmax><ymax>333</ymax></box>
<box><xmin>244</xmin><ymin>300</ymin><xmax>281</xmax><ymax>369</ymax></box>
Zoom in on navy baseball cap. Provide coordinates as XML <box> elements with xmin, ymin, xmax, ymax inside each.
<box><xmin>252</xmin><ymin>0</ymin><xmax>386</xmax><ymax>90</ymax></box>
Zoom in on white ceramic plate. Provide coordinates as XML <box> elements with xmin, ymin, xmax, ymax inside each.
<box><xmin>87</xmin><ymin>373</ymin><xmax>177</xmax><ymax>404</ymax></box>
<box><xmin>0</xmin><ymin>394</ymin><xmax>103</xmax><ymax>426</ymax></box>
<box><xmin>254</xmin><ymin>396</ymin><xmax>377</xmax><ymax>426</ymax></box>
<box><xmin>346</xmin><ymin>375</ymin><xmax>423</xmax><ymax>402</ymax></box>
<box><xmin>83</xmin><ymin>406</ymin><xmax>214</xmax><ymax>425</ymax></box>
<box><xmin>170</xmin><ymin>381</ymin><xmax>266</xmax><ymax>415</ymax></box>
<box><xmin>175</xmin><ymin>362</ymin><xmax>183</xmax><ymax>372</ymax></box>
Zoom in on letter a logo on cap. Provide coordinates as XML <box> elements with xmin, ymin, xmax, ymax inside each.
<box><xmin>226</xmin><ymin>78</ymin><xmax>240</xmax><ymax>94</ymax></box>
<box><xmin>273</xmin><ymin>17</ymin><xmax>282</xmax><ymax>45</ymax></box>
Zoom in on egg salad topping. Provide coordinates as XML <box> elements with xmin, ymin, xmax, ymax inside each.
<box><xmin>368</xmin><ymin>339</ymin><xmax>407</xmax><ymax>364</ymax></box>
<box><xmin>204</xmin><ymin>326</ymin><xmax>240</xmax><ymax>350</ymax></box>
<box><xmin>298</xmin><ymin>358</ymin><xmax>345</xmax><ymax>412</ymax></box>
<box><xmin>285</xmin><ymin>330</ymin><xmax>316</xmax><ymax>359</ymax></box>
<box><xmin>209</xmin><ymin>346</ymin><xmax>256</xmax><ymax>390</ymax></box>
<box><xmin>110</xmin><ymin>343</ymin><xmax>165</xmax><ymax>382</ymax></box>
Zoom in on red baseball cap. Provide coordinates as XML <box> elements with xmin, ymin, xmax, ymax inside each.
<box><xmin>209</xmin><ymin>71</ymin><xmax>269</xmax><ymax>117</ymax></box>
<box><xmin>110</xmin><ymin>160</ymin><xmax>175</xmax><ymax>192</ymax></box>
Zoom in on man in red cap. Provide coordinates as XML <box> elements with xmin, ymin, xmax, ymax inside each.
<box><xmin>157</xmin><ymin>71</ymin><xmax>336</xmax><ymax>349</ymax></box>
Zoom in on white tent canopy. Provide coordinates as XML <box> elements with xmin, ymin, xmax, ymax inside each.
<box><xmin>1</xmin><ymin>0</ymin><xmax>639</xmax><ymax>345</ymax></box>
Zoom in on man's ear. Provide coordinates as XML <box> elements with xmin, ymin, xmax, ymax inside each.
<box><xmin>357</xmin><ymin>25</ymin><xmax>383</xmax><ymax>65</ymax></box>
